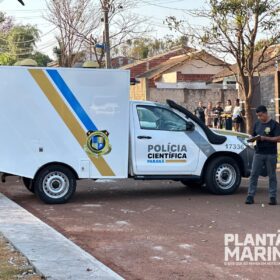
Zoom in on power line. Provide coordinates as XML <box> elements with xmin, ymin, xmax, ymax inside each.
<box><xmin>137</xmin><ymin>0</ymin><xmax>206</xmax><ymax>13</ymax></box>
<box><xmin>0</xmin><ymin>27</ymin><xmax>57</xmax><ymax>45</ymax></box>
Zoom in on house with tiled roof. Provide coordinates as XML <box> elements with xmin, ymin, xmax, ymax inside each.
<box><xmin>128</xmin><ymin>49</ymin><xmax>228</xmax><ymax>101</ymax></box>
<box><xmin>122</xmin><ymin>47</ymin><xmax>192</xmax><ymax>79</ymax></box>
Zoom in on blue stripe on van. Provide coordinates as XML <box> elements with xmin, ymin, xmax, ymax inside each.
<box><xmin>47</xmin><ymin>69</ymin><xmax>98</xmax><ymax>131</ymax></box>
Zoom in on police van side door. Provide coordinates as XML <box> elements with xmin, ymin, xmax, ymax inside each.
<box><xmin>132</xmin><ymin>104</ymin><xmax>200</xmax><ymax>175</ymax></box>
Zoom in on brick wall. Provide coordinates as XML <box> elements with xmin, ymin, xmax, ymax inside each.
<box><xmin>177</xmin><ymin>72</ymin><xmax>214</xmax><ymax>82</ymax></box>
<box><xmin>149</xmin><ymin>88</ymin><xmax>238</xmax><ymax>113</ymax></box>
<box><xmin>248</xmin><ymin>75</ymin><xmax>275</xmax><ymax>124</ymax></box>
<box><xmin>260</xmin><ymin>75</ymin><xmax>275</xmax><ymax>117</ymax></box>
<box><xmin>147</xmin><ymin>72</ymin><xmax>215</xmax><ymax>89</ymax></box>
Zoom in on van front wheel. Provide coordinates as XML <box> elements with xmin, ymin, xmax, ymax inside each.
<box><xmin>205</xmin><ymin>157</ymin><xmax>241</xmax><ymax>195</ymax></box>
<box><xmin>34</xmin><ymin>165</ymin><xmax>76</xmax><ymax>204</ymax></box>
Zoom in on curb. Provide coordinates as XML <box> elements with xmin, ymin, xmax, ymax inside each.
<box><xmin>0</xmin><ymin>193</ymin><xmax>123</xmax><ymax>280</ymax></box>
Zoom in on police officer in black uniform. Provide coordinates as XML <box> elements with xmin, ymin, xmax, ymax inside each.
<box><xmin>246</xmin><ymin>105</ymin><xmax>280</xmax><ymax>205</ymax></box>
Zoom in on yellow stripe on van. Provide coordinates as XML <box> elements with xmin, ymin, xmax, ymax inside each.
<box><xmin>29</xmin><ymin>69</ymin><xmax>115</xmax><ymax>177</ymax></box>
<box><xmin>166</xmin><ymin>160</ymin><xmax>187</xmax><ymax>163</ymax></box>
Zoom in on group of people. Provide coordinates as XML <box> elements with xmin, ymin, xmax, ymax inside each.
<box><xmin>194</xmin><ymin>99</ymin><xmax>244</xmax><ymax>131</ymax></box>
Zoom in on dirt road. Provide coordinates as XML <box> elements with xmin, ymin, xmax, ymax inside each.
<box><xmin>0</xmin><ymin>177</ymin><xmax>279</xmax><ymax>280</ymax></box>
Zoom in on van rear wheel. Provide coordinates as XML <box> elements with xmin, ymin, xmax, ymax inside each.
<box><xmin>205</xmin><ymin>157</ymin><xmax>241</xmax><ymax>195</ymax></box>
<box><xmin>34</xmin><ymin>165</ymin><xmax>76</xmax><ymax>204</ymax></box>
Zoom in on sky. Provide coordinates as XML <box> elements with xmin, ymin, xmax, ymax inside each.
<box><xmin>0</xmin><ymin>0</ymin><xmax>206</xmax><ymax>59</ymax></box>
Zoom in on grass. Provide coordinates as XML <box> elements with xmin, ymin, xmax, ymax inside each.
<box><xmin>0</xmin><ymin>234</ymin><xmax>43</xmax><ymax>280</ymax></box>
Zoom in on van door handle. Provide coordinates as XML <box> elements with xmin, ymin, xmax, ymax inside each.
<box><xmin>137</xmin><ymin>136</ymin><xmax>152</xmax><ymax>139</ymax></box>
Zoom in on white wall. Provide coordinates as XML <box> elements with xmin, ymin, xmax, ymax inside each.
<box><xmin>161</xmin><ymin>72</ymin><xmax>177</xmax><ymax>83</ymax></box>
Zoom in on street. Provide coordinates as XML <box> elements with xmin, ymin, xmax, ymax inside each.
<box><xmin>0</xmin><ymin>176</ymin><xmax>280</xmax><ymax>280</ymax></box>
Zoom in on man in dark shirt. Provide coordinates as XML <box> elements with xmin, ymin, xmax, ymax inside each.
<box><xmin>246</xmin><ymin>105</ymin><xmax>280</xmax><ymax>205</ymax></box>
<box><xmin>194</xmin><ymin>101</ymin><xmax>206</xmax><ymax>124</ymax></box>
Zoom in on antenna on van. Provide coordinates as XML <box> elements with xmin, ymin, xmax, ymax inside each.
<box><xmin>18</xmin><ymin>0</ymin><xmax>25</xmax><ymax>5</ymax></box>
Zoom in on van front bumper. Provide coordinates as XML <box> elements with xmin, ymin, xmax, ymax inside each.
<box><xmin>239</xmin><ymin>146</ymin><xmax>255</xmax><ymax>177</ymax></box>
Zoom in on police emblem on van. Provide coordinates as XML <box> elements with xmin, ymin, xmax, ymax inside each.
<box><xmin>84</xmin><ymin>130</ymin><xmax>112</xmax><ymax>157</ymax></box>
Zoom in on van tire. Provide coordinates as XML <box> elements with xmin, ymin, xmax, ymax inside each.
<box><xmin>34</xmin><ymin>165</ymin><xmax>76</xmax><ymax>204</ymax></box>
<box><xmin>22</xmin><ymin>177</ymin><xmax>35</xmax><ymax>193</ymax></box>
<box><xmin>205</xmin><ymin>157</ymin><xmax>241</xmax><ymax>195</ymax></box>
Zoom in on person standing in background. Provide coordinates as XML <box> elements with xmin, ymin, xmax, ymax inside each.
<box><xmin>223</xmin><ymin>99</ymin><xmax>233</xmax><ymax>130</ymax></box>
<box><xmin>232</xmin><ymin>99</ymin><xmax>243</xmax><ymax>132</ymax></box>
<box><xmin>212</xmin><ymin>101</ymin><xmax>224</xmax><ymax>129</ymax></box>
<box><xmin>194</xmin><ymin>101</ymin><xmax>206</xmax><ymax>124</ymax></box>
<box><xmin>205</xmin><ymin>101</ymin><xmax>214</xmax><ymax>127</ymax></box>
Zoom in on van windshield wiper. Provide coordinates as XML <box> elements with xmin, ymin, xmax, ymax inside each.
<box><xmin>18</xmin><ymin>0</ymin><xmax>25</xmax><ymax>5</ymax></box>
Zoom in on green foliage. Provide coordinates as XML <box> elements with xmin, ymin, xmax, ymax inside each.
<box><xmin>31</xmin><ymin>51</ymin><xmax>52</xmax><ymax>66</ymax></box>
<box><xmin>210</xmin><ymin>0</ymin><xmax>271</xmax><ymax>16</ymax></box>
<box><xmin>115</xmin><ymin>36</ymin><xmax>187</xmax><ymax>59</ymax></box>
<box><xmin>53</xmin><ymin>46</ymin><xmax>62</xmax><ymax>62</ymax></box>
<box><xmin>0</xmin><ymin>13</ymin><xmax>42</xmax><ymax>65</ymax></box>
<box><xmin>132</xmin><ymin>39</ymin><xmax>150</xmax><ymax>59</ymax></box>
<box><xmin>254</xmin><ymin>38</ymin><xmax>276</xmax><ymax>51</ymax></box>
<box><xmin>0</xmin><ymin>53</ymin><xmax>16</xmax><ymax>66</ymax></box>
<box><xmin>8</xmin><ymin>25</ymin><xmax>39</xmax><ymax>57</ymax></box>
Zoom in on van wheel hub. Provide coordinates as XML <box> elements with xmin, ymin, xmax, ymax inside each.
<box><xmin>215</xmin><ymin>164</ymin><xmax>236</xmax><ymax>190</ymax></box>
<box><xmin>43</xmin><ymin>172</ymin><xmax>69</xmax><ymax>198</ymax></box>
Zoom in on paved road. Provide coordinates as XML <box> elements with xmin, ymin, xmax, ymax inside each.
<box><xmin>0</xmin><ymin>176</ymin><xmax>280</xmax><ymax>280</ymax></box>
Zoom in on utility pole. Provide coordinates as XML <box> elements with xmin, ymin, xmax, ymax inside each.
<box><xmin>102</xmin><ymin>0</ymin><xmax>111</xmax><ymax>68</ymax></box>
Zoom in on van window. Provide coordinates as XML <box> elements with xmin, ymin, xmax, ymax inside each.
<box><xmin>137</xmin><ymin>106</ymin><xmax>187</xmax><ymax>131</ymax></box>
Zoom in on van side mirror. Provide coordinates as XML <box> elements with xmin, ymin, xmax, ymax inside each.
<box><xmin>186</xmin><ymin>121</ymin><xmax>195</xmax><ymax>131</ymax></box>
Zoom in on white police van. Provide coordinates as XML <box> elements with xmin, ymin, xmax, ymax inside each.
<box><xmin>0</xmin><ymin>66</ymin><xmax>254</xmax><ymax>203</ymax></box>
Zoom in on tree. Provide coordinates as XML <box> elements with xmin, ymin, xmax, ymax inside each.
<box><xmin>254</xmin><ymin>38</ymin><xmax>279</xmax><ymax>52</ymax></box>
<box><xmin>114</xmin><ymin>35</ymin><xmax>187</xmax><ymax>60</ymax></box>
<box><xmin>53</xmin><ymin>46</ymin><xmax>62</xmax><ymax>66</ymax></box>
<box><xmin>45</xmin><ymin>0</ymin><xmax>149</xmax><ymax>67</ymax></box>
<box><xmin>167</xmin><ymin>0</ymin><xmax>280</xmax><ymax>133</ymax></box>
<box><xmin>0</xmin><ymin>12</ymin><xmax>13</xmax><ymax>33</ymax></box>
<box><xmin>8</xmin><ymin>25</ymin><xmax>39</xmax><ymax>57</ymax></box>
<box><xmin>0</xmin><ymin>25</ymin><xmax>39</xmax><ymax>65</ymax></box>
<box><xmin>129</xmin><ymin>38</ymin><xmax>150</xmax><ymax>59</ymax></box>
<box><xmin>45</xmin><ymin>0</ymin><xmax>97</xmax><ymax>67</ymax></box>
<box><xmin>0</xmin><ymin>12</ymin><xmax>40</xmax><ymax>65</ymax></box>
<box><xmin>0</xmin><ymin>12</ymin><xmax>14</xmax><ymax>64</ymax></box>
<box><xmin>31</xmin><ymin>51</ymin><xmax>52</xmax><ymax>66</ymax></box>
